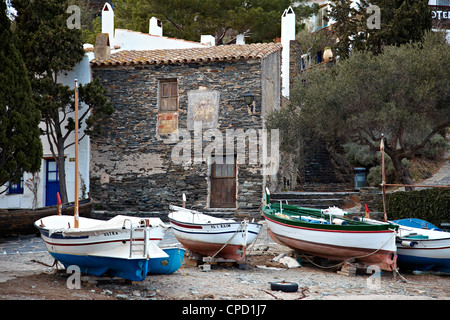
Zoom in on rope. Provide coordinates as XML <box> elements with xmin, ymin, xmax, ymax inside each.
<box><xmin>246</xmin><ymin>222</ymin><xmax>266</xmax><ymax>254</ymax></box>
<box><xmin>210</xmin><ymin>220</ymin><xmax>248</xmax><ymax>259</ymax></box>
<box><xmin>297</xmin><ymin>232</ymin><xmax>397</xmax><ymax>270</ymax></box>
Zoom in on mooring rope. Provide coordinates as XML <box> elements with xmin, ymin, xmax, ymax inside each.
<box><xmin>210</xmin><ymin>220</ymin><xmax>248</xmax><ymax>259</ymax></box>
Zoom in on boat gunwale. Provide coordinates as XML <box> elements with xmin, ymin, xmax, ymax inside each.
<box><xmin>397</xmin><ymin>235</ymin><xmax>450</xmax><ymax>242</ymax></box>
<box><xmin>168</xmin><ymin>217</ymin><xmax>261</xmax><ymax>229</ymax></box>
<box><xmin>263</xmin><ymin>205</ymin><xmax>396</xmax><ymax>233</ymax></box>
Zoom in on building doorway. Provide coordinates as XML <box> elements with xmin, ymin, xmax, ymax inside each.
<box><xmin>210</xmin><ymin>156</ymin><xmax>236</xmax><ymax>208</ymax></box>
<box><xmin>45</xmin><ymin>159</ymin><xmax>60</xmax><ymax>206</ymax></box>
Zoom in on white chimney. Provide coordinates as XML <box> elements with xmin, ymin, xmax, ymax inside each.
<box><xmin>102</xmin><ymin>3</ymin><xmax>114</xmax><ymax>47</ymax></box>
<box><xmin>281</xmin><ymin>6</ymin><xmax>295</xmax><ymax>98</ymax></box>
<box><xmin>149</xmin><ymin>17</ymin><xmax>163</xmax><ymax>36</ymax></box>
<box><xmin>200</xmin><ymin>35</ymin><xmax>215</xmax><ymax>46</ymax></box>
<box><xmin>236</xmin><ymin>34</ymin><xmax>245</xmax><ymax>45</ymax></box>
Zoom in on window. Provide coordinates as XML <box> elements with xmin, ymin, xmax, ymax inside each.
<box><xmin>213</xmin><ymin>162</ymin><xmax>236</xmax><ymax>179</ymax></box>
<box><xmin>159</xmin><ymin>79</ymin><xmax>178</xmax><ymax>112</ymax></box>
<box><xmin>437</xmin><ymin>0</ymin><xmax>450</xmax><ymax>6</ymax></box>
<box><xmin>9</xmin><ymin>176</ymin><xmax>24</xmax><ymax>194</ymax></box>
<box><xmin>158</xmin><ymin>79</ymin><xmax>179</xmax><ymax>135</ymax></box>
<box><xmin>315</xmin><ymin>6</ymin><xmax>329</xmax><ymax>30</ymax></box>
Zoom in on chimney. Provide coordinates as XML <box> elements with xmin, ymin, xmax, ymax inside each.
<box><xmin>281</xmin><ymin>6</ymin><xmax>295</xmax><ymax>98</ymax></box>
<box><xmin>102</xmin><ymin>3</ymin><xmax>114</xmax><ymax>47</ymax></box>
<box><xmin>94</xmin><ymin>33</ymin><xmax>111</xmax><ymax>60</ymax></box>
<box><xmin>236</xmin><ymin>34</ymin><xmax>245</xmax><ymax>45</ymax></box>
<box><xmin>149</xmin><ymin>17</ymin><xmax>163</xmax><ymax>36</ymax></box>
<box><xmin>200</xmin><ymin>35</ymin><xmax>215</xmax><ymax>46</ymax></box>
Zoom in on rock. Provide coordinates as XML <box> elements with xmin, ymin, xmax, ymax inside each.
<box><xmin>279</xmin><ymin>256</ymin><xmax>301</xmax><ymax>268</ymax></box>
<box><xmin>132</xmin><ymin>290</ymin><xmax>142</xmax><ymax>297</ymax></box>
<box><xmin>116</xmin><ymin>294</ymin><xmax>129</xmax><ymax>300</ymax></box>
<box><xmin>190</xmin><ymin>287</ymin><xmax>200</xmax><ymax>295</ymax></box>
<box><xmin>103</xmin><ymin>289</ymin><xmax>113</xmax><ymax>296</ymax></box>
<box><xmin>271</xmin><ymin>253</ymin><xmax>286</xmax><ymax>262</ymax></box>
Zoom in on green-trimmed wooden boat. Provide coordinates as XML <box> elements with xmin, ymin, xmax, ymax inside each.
<box><xmin>262</xmin><ymin>193</ymin><xmax>398</xmax><ymax>271</ymax></box>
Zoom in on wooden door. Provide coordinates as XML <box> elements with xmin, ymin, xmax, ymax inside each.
<box><xmin>210</xmin><ymin>157</ymin><xmax>236</xmax><ymax>208</ymax></box>
<box><xmin>45</xmin><ymin>159</ymin><xmax>60</xmax><ymax>206</ymax></box>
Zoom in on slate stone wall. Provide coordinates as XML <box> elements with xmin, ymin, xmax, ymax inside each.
<box><xmin>90</xmin><ymin>54</ymin><xmax>280</xmax><ymax>218</ymax></box>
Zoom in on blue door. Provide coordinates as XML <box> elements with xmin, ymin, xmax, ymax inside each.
<box><xmin>45</xmin><ymin>160</ymin><xmax>60</xmax><ymax>206</ymax></box>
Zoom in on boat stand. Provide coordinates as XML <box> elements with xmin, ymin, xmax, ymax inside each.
<box><xmin>185</xmin><ymin>251</ymin><xmax>249</xmax><ymax>270</ymax></box>
<box><xmin>336</xmin><ymin>261</ymin><xmax>357</xmax><ymax>277</ymax></box>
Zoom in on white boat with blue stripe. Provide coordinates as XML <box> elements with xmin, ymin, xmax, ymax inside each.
<box><xmin>394</xmin><ymin>218</ymin><xmax>450</xmax><ymax>273</ymax></box>
<box><xmin>35</xmin><ymin>215</ymin><xmax>169</xmax><ymax>281</ymax></box>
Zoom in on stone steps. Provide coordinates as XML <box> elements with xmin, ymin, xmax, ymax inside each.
<box><xmin>270</xmin><ymin>191</ymin><xmax>359</xmax><ymax>209</ymax></box>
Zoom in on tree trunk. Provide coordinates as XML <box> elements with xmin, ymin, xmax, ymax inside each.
<box><xmin>390</xmin><ymin>154</ymin><xmax>414</xmax><ymax>191</ymax></box>
<box><xmin>56</xmin><ymin>140</ymin><xmax>68</xmax><ymax>204</ymax></box>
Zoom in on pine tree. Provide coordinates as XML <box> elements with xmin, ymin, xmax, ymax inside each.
<box><xmin>12</xmin><ymin>0</ymin><xmax>113</xmax><ymax>203</ymax></box>
<box><xmin>0</xmin><ymin>0</ymin><xmax>43</xmax><ymax>188</ymax></box>
<box><xmin>112</xmin><ymin>0</ymin><xmax>316</xmax><ymax>45</ymax></box>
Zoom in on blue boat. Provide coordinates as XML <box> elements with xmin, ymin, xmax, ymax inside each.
<box><xmin>392</xmin><ymin>218</ymin><xmax>442</xmax><ymax>231</ymax></box>
<box><xmin>148</xmin><ymin>247</ymin><xmax>186</xmax><ymax>275</ymax></box>
<box><xmin>394</xmin><ymin>219</ymin><xmax>450</xmax><ymax>273</ymax></box>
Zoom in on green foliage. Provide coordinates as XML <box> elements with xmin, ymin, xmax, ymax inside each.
<box><xmin>379</xmin><ymin>189</ymin><xmax>450</xmax><ymax>228</ymax></box>
<box><xmin>12</xmin><ymin>0</ymin><xmax>85</xmax><ymax>76</ymax></box>
<box><xmin>68</xmin><ymin>0</ymin><xmax>101</xmax><ymax>45</ymax></box>
<box><xmin>343</xmin><ymin>142</ymin><xmax>377</xmax><ymax>167</ymax></box>
<box><xmin>0</xmin><ymin>0</ymin><xmax>42</xmax><ymax>187</ymax></box>
<box><xmin>112</xmin><ymin>0</ymin><xmax>315</xmax><ymax>44</ymax></box>
<box><xmin>343</xmin><ymin>142</ymin><xmax>393</xmax><ymax>186</ymax></box>
<box><xmin>330</xmin><ymin>0</ymin><xmax>432</xmax><ymax>58</ymax></box>
<box><xmin>269</xmin><ymin>31</ymin><xmax>450</xmax><ymax>187</ymax></box>
<box><xmin>12</xmin><ymin>0</ymin><xmax>113</xmax><ymax>202</ymax></box>
<box><xmin>78</xmin><ymin>78</ymin><xmax>114</xmax><ymax>137</ymax></box>
<box><xmin>419</xmin><ymin>134</ymin><xmax>448</xmax><ymax>160</ymax></box>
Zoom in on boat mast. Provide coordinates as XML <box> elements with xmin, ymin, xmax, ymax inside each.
<box><xmin>380</xmin><ymin>135</ymin><xmax>387</xmax><ymax>222</ymax></box>
<box><xmin>74</xmin><ymin>80</ymin><xmax>79</xmax><ymax>228</ymax></box>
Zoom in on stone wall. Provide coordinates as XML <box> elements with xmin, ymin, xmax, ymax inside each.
<box><xmin>90</xmin><ymin>54</ymin><xmax>280</xmax><ymax>218</ymax></box>
<box><xmin>359</xmin><ymin>187</ymin><xmax>384</xmax><ymax>220</ymax></box>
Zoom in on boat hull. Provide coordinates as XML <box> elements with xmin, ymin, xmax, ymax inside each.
<box><xmin>396</xmin><ymin>251</ymin><xmax>450</xmax><ymax>273</ymax></box>
<box><xmin>35</xmin><ymin>215</ymin><xmax>168</xmax><ymax>281</ymax></box>
<box><xmin>168</xmin><ymin>206</ymin><xmax>261</xmax><ymax>261</ymax></box>
<box><xmin>396</xmin><ymin>223</ymin><xmax>450</xmax><ymax>273</ymax></box>
<box><xmin>49</xmin><ymin>252</ymin><xmax>150</xmax><ymax>281</ymax></box>
<box><xmin>263</xmin><ymin>209</ymin><xmax>397</xmax><ymax>271</ymax></box>
<box><xmin>174</xmin><ymin>237</ymin><xmax>250</xmax><ymax>261</ymax></box>
<box><xmin>148</xmin><ymin>247</ymin><xmax>186</xmax><ymax>275</ymax></box>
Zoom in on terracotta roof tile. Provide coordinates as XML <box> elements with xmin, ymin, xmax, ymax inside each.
<box><xmin>90</xmin><ymin>42</ymin><xmax>282</xmax><ymax>67</ymax></box>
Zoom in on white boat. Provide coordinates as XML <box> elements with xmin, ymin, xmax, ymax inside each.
<box><xmin>263</xmin><ymin>202</ymin><xmax>398</xmax><ymax>271</ymax></box>
<box><xmin>35</xmin><ymin>214</ymin><xmax>169</xmax><ymax>281</ymax></box>
<box><xmin>393</xmin><ymin>219</ymin><xmax>450</xmax><ymax>273</ymax></box>
<box><xmin>34</xmin><ymin>80</ymin><xmax>170</xmax><ymax>282</ymax></box>
<box><xmin>168</xmin><ymin>205</ymin><xmax>262</xmax><ymax>261</ymax></box>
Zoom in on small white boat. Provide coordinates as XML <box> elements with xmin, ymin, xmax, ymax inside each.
<box><xmin>35</xmin><ymin>215</ymin><xmax>169</xmax><ymax>281</ymax></box>
<box><xmin>393</xmin><ymin>219</ymin><xmax>450</xmax><ymax>273</ymax></box>
<box><xmin>35</xmin><ymin>80</ymin><xmax>169</xmax><ymax>282</ymax></box>
<box><xmin>168</xmin><ymin>205</ymin><xmax>262</xmax><ymax>261</ymax></box>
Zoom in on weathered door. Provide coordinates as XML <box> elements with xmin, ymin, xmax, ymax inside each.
<box><xmin>210</xmin><ymin>156</ymin><xmax>236</xmax><ymax>208</ymax></box>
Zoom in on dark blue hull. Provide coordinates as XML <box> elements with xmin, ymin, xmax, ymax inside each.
<box><xmin>397</xmin><ymin>254</ymin><xmax>450</xmax><ymax>273</ymax></box>
<box><xmin>50</xmin><ymin>252</ymin><xmax>150</xmax><ymax>281</ymax></box>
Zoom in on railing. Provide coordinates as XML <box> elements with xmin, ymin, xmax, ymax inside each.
<box><xmin>122</xmin><ymin>219</ymin><xmax>148</xmax><ymax>258</ymax></box>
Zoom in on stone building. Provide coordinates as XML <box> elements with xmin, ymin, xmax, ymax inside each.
<box><xmin>90</xmin><ymin>43</ymin><xmax>282</xmax><ymax>218</ymax></box>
